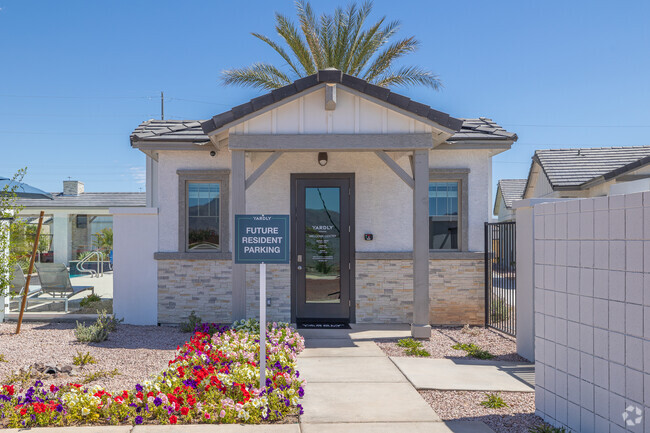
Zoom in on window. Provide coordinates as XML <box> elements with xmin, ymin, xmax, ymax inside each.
<box><xmin>178</xmin><ymin>170</ymin><xmax>230</xmax><ymax>253</ymax></box>
<box><xmin>429</xmin><ymin>181</ymin><xmax>459</xmax><ymax>250</ymax></box>
<box><xmin>187</xmin><ymin>182</ymin><xmax>220</xmax><ymax>250</ymax></box>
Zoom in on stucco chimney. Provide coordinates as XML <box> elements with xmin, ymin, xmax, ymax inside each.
<box><xmin>63</xmin><ymin>180</ymin><xmax>84</xmax><ymax>196</ymax></box>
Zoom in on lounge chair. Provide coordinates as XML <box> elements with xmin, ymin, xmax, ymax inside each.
<box><xmin>10</xmin><ymin>264</ymin><xmax>41</xmax><ymax>297</ymax></box>
<box><xmin>35</xmin><ymin>263</ymin><xmax>94</xmax><ymax>312</ymax></box>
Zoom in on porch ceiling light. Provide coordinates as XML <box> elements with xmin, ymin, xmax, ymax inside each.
<box><xmin>318</xmin><ymin>152</ymin><xmax>328</xmax><ymax>166</ymax></box>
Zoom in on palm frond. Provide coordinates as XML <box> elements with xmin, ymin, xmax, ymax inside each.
<box><xmin>251</xmin><ymin>33</ymin><xmax>302</xmax><ymax>78</ymax></box>
<box><xmin>296</xmin><ymin>0</ymin><xmax>325</xmax><ymax>69</ymax></box>
<box><xmin>275</xmin><ymin>12</ymin><xmax>316</xmax><ymax>75</ymax></box>
<box><xmin>375</xmin><ymin>65</ymin><xmax>442</xmax><ymax>90</ymax></box>
<box><xmin>220</xmin><ymin>63</ymin><xmax>293</xmax><ymax>90</ymax></box>
<box><xmin>363</xmin><ymin>36</ymin><xmax>419</xmax><ymax>83</ymax></box>
<box><xmin>341</xmin><ymin>1</ymin><xmax>373</xmax><ymax>72</ymax></box>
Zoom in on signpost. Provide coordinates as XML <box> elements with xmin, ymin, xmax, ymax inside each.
<box><xmin>234</xmin><ymin>214</ymin><xmax>290</xmax><ymax>391</ymax></box>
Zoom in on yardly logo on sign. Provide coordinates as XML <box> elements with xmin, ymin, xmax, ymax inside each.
<box><xmin>622</xmin><ymin>405</ymin><xmax>643</xmax><ymax>427</ymax></box>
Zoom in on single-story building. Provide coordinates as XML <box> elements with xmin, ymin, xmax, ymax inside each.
<box><xmin>16</xmin><ymin>180</ymin><xmax>145</xmax><ymax>268</ymax></box>
<box><xmin>493</xmin><ymin>179</ymin><xmax>527</xmax><ymax>222</ymax></box>
<box><xmin>522</xmin><ymin>146</ymin><xmax>650</xmax><ymax>199</ymax></box>
<box><xmin>118</xmin><ymin>70</ymin><xmax>518</xmax><ymax>336</ymax></box>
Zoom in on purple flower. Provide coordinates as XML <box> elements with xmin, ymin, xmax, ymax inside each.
<box><xmin>55</xmin><ymin>404</ymin><xmax>63</xmax><ymax>413</ymax></box>
<box><xmin>297</xmin><ymin>404</ymin><xmax>304</xmax><ymax>415</ymax></box>
<box><xmin>135</xmin><ymin>384</ymin><xmax>143</xmax><ymax>392</ymax></box>
<box><xmin>34</xmin><ymin>380</ymin><xmax>43</xmax><ymax>388</ymax></box>
<box><xmin>135</xmin><ymin>416</ymin><xmax>143</xmax><ymax>425</ymax></box>
<box><xmin>153</xmin><ymin>397</ymin><xmax>162</xmax><ymax>407</ymax></box>
<box><xmin>298</xmin><ymin>387</ymin><xmax>304</xmax><ymax>397</ymax></box>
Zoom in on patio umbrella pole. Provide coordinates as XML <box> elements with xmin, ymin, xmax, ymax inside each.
<box><xmin>16</xmin><ymin>210</ymin><xmax>44</xmax><ymax>334</ymax></box>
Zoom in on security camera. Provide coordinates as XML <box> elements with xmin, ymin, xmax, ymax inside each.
<box><xmin>210</xmin><ymin>150</ymin><xmax>216</xmax><ymax>157</ymax></box>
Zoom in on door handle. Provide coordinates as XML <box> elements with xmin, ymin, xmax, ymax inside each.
<box><xmin>297</xmin><ymin>254</ymin><xmax>303</xmax><ymax>262</ymax></box>
<box><xmin>297</xmin><ymin>265</ymin><xmax>303</xmax><ymax>270</ymax></box>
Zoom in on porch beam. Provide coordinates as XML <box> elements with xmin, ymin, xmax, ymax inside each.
<box><xmin>411</xmin><ymin>149</ymin><xmax>431</xmax><ymax>338</ymax></box>
<box><xmin>245</xmin><ymin>152</ymin><xmax>283</xmax><ymax>190</ymax></box>
<box><xmin>374</xmin><ymin>151</ymin><xmax>414</xmax><ymax>189</ymax></box>
<box><xmin>228</xmin><ymin>134</ymin><xmax>433</xmax><ymax>151</ymax></box>
<box><xmin>231</xmin><ymin>150</ymin><xmax>247</xmax><ymax>321</ymax></box>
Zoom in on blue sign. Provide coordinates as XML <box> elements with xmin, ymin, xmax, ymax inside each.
<box><xmin>234</xmin><ymin>215</ymin><xmax>290</xmax><ymax>264</ymax></box>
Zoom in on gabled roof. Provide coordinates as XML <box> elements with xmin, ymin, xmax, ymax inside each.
<box><xmin>200</xmin><ymin>69</ymin><xmax>464</xmax><ymax>135</ymax></box>
<box><xmin>496</xmin><ymin>179</ymin><xmax>527</xmax><ymax>210</ymax></box>
<box><xmin>17</xmin><ymin>192</ymin><xmax>146</xmax><ymax>208</ymax></box>
<box><xmin>533</xmin><ymin>146</ymin><xmax>650</xmax><ymax>189</ymax></box>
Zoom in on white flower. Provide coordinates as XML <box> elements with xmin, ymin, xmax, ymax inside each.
<box><xmin>81</xmin><ymin>407</ymin><xmax>90</xmax><ymax>416</ymax></box>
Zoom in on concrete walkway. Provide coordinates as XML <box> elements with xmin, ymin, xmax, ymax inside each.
<box><xmin>391</xmin><ymin>357</ymin><xmax>535</xmax><ymax>392</ymax></box>
<box><xmin>296</xmin><ymin>324</ymin><xmax>495</xmax><ymax>433</ymax></box>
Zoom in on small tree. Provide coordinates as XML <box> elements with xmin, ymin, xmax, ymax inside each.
<box><xmin>92</xmin><ymin>227</ymin><xmax>113</xmax><ymax>257</ymax></box>
<box><xmin>0</xmin><ymin>169</ymin><xmax>27</xmax><ymax>297</ymax></box>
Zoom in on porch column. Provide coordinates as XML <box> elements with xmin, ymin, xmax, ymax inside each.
<box><xmin>231</xmin><ymin>150</ymin><xmax>247</xmax><ymax>321</ymax></box>
<box><xmin>52</xmin><ymin>212</ymin><xmax>70</xmax><ymax>265</ymax></box>
<box><xmin>411</xmin><ymin>149</ymin><xmax>431</xmax><ymax>338</ymax></box>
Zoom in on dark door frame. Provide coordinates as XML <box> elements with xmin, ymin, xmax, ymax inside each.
<box><xmin>290</xmin><ymin>173</ymin><xmax>356</xmax><ymax>323</ymax></box>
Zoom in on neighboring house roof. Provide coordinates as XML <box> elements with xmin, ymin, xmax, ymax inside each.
<box><xmin>17</xmin><ymin>192</ymin><xmax>146</xmax><ymax>208</ymax></box>
<box><xmin>532</xmin><ymin>146</ymin><xmax>650</xmax><ymax>190</ymax></box>
<box><xmin>497</xmin><ymin>179</ymin><xmax>527</xmax><ymax>209</ymax></box>
<box><xmin>199</xmin><ymin>70</ymin><xmax>464</xmax><ymax>136</ymax></box>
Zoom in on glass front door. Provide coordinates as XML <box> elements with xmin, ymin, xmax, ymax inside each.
<box><xmin>294</xmin><ymin>177</ymin><xmax>352</xmax><ymax>321</ymax></box>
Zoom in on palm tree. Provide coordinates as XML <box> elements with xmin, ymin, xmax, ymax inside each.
<box><xmin>221</xmin><ymin>1</ymin><xmax>441</xmax><ymax>91</ymax></box>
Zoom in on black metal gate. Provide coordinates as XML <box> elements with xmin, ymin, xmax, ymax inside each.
<box><xmin>484</xmin><ymin>221</ymin><xmax>516</xmax><ymax>336</ymax></box>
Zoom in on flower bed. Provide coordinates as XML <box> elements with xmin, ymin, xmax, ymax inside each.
<box><xmin>0</xmin><ymin>321</ymin><xmax>305</xmax><ymax>427</ymax></box>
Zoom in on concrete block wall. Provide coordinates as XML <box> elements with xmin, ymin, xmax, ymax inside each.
<box><xmin>157</xmin><ymin>260</ymin><xmax>232</xmax><ymax>324</ymax></box>
<box><xmin>531</xmin><ymin>192</ymin><xmax>649</xmax><ymax>432</ymax></box>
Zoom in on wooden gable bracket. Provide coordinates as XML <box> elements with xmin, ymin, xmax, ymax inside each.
<box><xmin>325</xmin><ymin>84</ymin><xmax>336</xmax><ymax>111</ymax></box>
<box><xmin>245</xmin><ymin>151</ymin><xmax>284</xmax><ymax>190</ymax></box>
<box><xmin>375</xmin><ymin>151</ymin><xmax>415</xmax><ymax>189</ymax></box>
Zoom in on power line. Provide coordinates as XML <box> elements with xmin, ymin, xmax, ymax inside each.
<box><xmin>504</xmin><ymin>123</ymin><xmax>650</xmax><ymax>128</ymax></box>
<box><xmin>0</xmin><ymin>94</ymin><xmax>156</xmax><ymax>100</ymax></box>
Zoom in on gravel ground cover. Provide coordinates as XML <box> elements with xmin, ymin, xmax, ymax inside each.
<box><xmin>420</xmin><ymin>390</ymin><xmax>543</xmax><ymax>433</ymax></box>
<box><xmin>0</xmin><ymin>321</ymin><xmax>188</xmax><ymax>391</ymax></box>
<box><xmin>376</xmin><ymin>326</ymin><xmax>528</xmax><ymax>362</ymax></box>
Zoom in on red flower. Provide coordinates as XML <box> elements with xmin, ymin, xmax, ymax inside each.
<box><xmin>122</xmin><ymin>390</ymin><xmax>129</xmax><ymax>399</ymax></box>
<box><xmin>49</xmin><ymin>384</ymin><xmax>57</xmax><ymax>393</ymax></box>
<box><xmin>20</xmin><ymin>408</ymin><xmax>27</xmax><ymax>416</ymax></box>
<box><xmin>187</xmin><ymin>395</ymin><xmax>196</xmax><ymax>406</ymax></box>
<box><xmin>4</xmin><ymin>385</ymin><xmax>14</xmax><ymax>396</ymax></box>
<box><xmin>180</xmin><ymin>407</ymin><xmax>189</xmax><ymax>415</ymax></box>
<box><xmin>204</xmin><ymin>412</ymin><xmax>211</xmax><ymax>419</ymax></box>
<box><xmin>169</xmin><ymin>415</ymin><xmax>178</xmax><ymax>424</ymax></box>
<box><xmin>136</xmin><ymin>392</ymin><xmax>144</xmax><ymax>400</ymax></box>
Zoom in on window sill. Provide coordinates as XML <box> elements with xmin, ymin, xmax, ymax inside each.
<box><xmin>154</xmin><ymin>252</ymin><xmax>232</xmax><ymax>261</ymax></box>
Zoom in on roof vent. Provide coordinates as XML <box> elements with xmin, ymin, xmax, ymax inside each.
<box><xmin>63</xmin><ymin>180</ymin><xmax>84</xmax><ymax>196</ymax></box>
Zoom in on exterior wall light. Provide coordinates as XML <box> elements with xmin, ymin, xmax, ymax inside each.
<box><xmin>318</xmin><ymin>152</ymin><xmax>328</xmax><ymax>166</ymax></box>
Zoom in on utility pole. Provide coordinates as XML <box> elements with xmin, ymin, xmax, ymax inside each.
<box><xmin>161</xmin><ymin>91</ymin><xmax>165</xmax><ymax>120</ymax></box>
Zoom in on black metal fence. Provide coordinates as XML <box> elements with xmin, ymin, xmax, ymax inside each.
<box><xmin>484</xmin><ymin>221</ymin><xmax>516</xmax><ymax>336</ymax></box>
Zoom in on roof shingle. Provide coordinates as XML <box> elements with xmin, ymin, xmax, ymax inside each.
<box><xmin>535</xmin><ymin>146</ymin><xmax>650</xmax><ymax>189</ymax></box>
<box><xmin>497</xmin><ymin>179</ymin><xmax>527</xmax><ymax>208</ymax></box>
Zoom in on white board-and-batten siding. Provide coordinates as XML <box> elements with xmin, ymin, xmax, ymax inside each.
<box><xmin>231</xmin><ymin>87</ymin><xmax>435</xmax><ymax>136</ymax></box>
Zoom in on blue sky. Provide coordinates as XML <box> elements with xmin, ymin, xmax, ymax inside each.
<box><xmin>1</xmin><ymin>0</ymin><xmax>649</xmax><ymax>200</ymax></box>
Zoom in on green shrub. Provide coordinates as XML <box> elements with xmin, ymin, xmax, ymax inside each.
<box><xmin>397</xmin><ymin>338</ymin><xmax>430</xmax><ymax>357</ymax></box>
<box><xmin>72</xmin><ymin>351</ymin><xmax>96</xmax><ymax>366</ymax></box>
<box><xmin>179</xmin><ymin>311</ymin><xmax>202</xmax><ymax>333</ymax></box>
<box><xmin>231</xmin><ymin>318</ymin><xmax>291</xmax><ymax>334</ymax></box>
<box><xmin>480</xmin><ymin>392</ymin><xmax>508</xmax><ymax>408</ymax></box>
<box><xmin>75</xmin><ymin>310</ymin><xmax>122</xmax><ymax>343</ymax></box>
<box><xmin>79</xmin><ymin>294</ymin><xmax>102</xmax><ymax>308</ymax></box>
<box><xmin>0</xmin><ymin>354</ymin><xmax>7</xmax><ymax>363</ymax></box>
<box><xmin>451</xmin><ymin>342</ymin><xmax>494</xmax><ymax>360</ymax></box>
<box><xmin>528</xmin><ymin>424</ymin><xmax>568</xmax><ymax>433</ymax></box>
